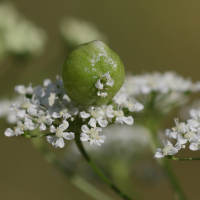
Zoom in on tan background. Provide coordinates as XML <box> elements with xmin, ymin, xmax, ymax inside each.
<box><xmin>1</xmin><ymin>1</ymin><xmax>200</xmax><ymax>200</ymax></box>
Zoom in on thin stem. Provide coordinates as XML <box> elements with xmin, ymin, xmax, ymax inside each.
<box><xmin>148</xmin><ymin>124</ymin><xmax>187</xmax><ymax>200</ymax></box>
<box><xmin>21</xmin><ymin>132</ymin><xmax>55</xmax><ymax>138</ymax></box>
<box><xmin>74</xmin><ymin>132</ymin><xmax>134</xmax><ymax>200</ymax></box>
<box><xmin>31</xmin><ymin>137</ymin><xmax>113</xmax><ymax>200</ymax></box>
<box><xmin>167</xmin><ymin>155</ymin><xmax>200</xmax><ymax>161</ymax></box>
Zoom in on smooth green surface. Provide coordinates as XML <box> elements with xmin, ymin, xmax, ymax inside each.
<box><xmin>62</xmin><ymin>40</ymin><xmax>125</xmax><ymax>106</ymax></box>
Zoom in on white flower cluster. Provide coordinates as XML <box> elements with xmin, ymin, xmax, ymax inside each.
<box><xmin>60</xmin><ymin>17</ymin><xmax>107</xmax><ymax>48</ymax></box>
<box><xmin>4</xmin><ymin>76</ymin><xmax>141</xmax><ymax>148</ymax></box>
<box><xmin>95</xmin><ymin>72</ymin><xmax>114</xmax><ymax>98</ymax></box>
<box><xmin>124</xmin><ymin>71</ymin><xmax>195</xmax><ymax>95</ymax></box>
<box><xmin>154</xmin><ymin>108</ymin><xmax>200</xmax><ymax>158</ymax></box>
<box><xmin>0</xmin><ymin>2</ymin><xmax>47</xmax><ymax>59</ymax></box>
<box><xmin>0</xmin><ymin>96</ymin><xmax>23</xmax><ymax>124</ymax></box>
<box><xmin>119</xmin><ymin>71</ymin><xmax>200</xmax><ymax>114</ymax></box>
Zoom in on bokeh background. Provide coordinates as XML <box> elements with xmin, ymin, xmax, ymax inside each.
<box><xmin>1</xmin><ymin>1</ymin><xmax>200</xmax><ymax>200</ymax></box>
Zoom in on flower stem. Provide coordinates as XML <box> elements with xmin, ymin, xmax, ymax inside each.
<box><xmin>147</xmin><ymin>122</ymin><xmax>187</xmax><ymax>200</ymax></box>
<box><xmin>21</xmin><ymin>132</ymin><xmax>55</xmax><ymax>138</ymax></box>
<box><xmin>31</xmin><ymin>137</ymin><xmax>113</xmax><ymax>200</ymax></box>
<box><xmin>74</xmin><ymin>132</ymin><xmax>134</xmax><ymax>200</ymax></box>
<box><xmin>167</xmin><ymin>155</ymin><xmax>200</xmax><ymax>161</ymax></box>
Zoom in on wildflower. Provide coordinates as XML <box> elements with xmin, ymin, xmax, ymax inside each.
<box><xmin>154</xmin><ymin>141</ymin><xmax>181</xmax><ymax>159</ymax></box>
<box><xmin>47</xmin><ymin>121</ymin><xmax>75</xmax><ymax>148</ymax></box>
<box><xmin>80</xmin><ymin>125</ymin><xmax>106</xmax><ymax>146</ymax></box>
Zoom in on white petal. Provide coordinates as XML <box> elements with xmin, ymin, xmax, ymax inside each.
<box><xmin>106</xmin><ymin>105</ymin><xmax>114</xmax><ymax>118</ymax></box>
<box><xmin>98</xmin><ymin>135</ymin><xmax>106</xmax><ymax>143</ymax></box>
<box><xmin>55</xmin><ymin>137</ymin><xmax>65</xmax><ymax>148</ymax></box>
<box><xmin>189</xmin><ymin>143</ymin><xmax>199</xmax><ymax>151</ymax></box>
<box><xmin>175</xmin><ymin>143</ymin><xmax>181</xmax><ymax>151</ymax></box>
<box><xmin>97</xmin><ymin>91</ymin><xmax>108</xmax><ymax>98</ymax></box>
<box><xmin>80</xmin><ymin>111</ymin><xmax>91</xmax><ymax>119</ymax></box>
<box><xmin>17</xmin><ymin>110</ymin><xmax>26</xmax><ymax>118</ymax></box>
<box><xmin>168</xmin><ymin>148</ymin><xmax>178</xmax><ymax>155</ymax></box>
<box><xmin>123</xmin><ymin>116</ymin><xmax>134</xmax><ymax>125</ymax></box>
<box><xmin>133</xmin><ymin>102</ymin><xmax>144</xmax><ymax>112</ymax></box>
<box><xmin>169</xmin><ymin>131</ymin><xmax>178</xmax><ymax>139</ymax></box>
<box><xmin>189</xmin><ymin>135</ymin><xmax>199</xmax><ymax>143</ymax></box>
<box><xmin>52</xmin><ymin>112</ymin><xmax>61</xmax><ymax>118</ymax></box>
<box><xmin>81</xmin><ymin>125</ymin><xmax>89</xmax><ymax>133</ymax></box>
<box><xmin>39</xmin><ymin>123</ymin><xmax>46</xmax><ymax>132</ymax></box>
<box><xmin>177</xmin><ymin>136</ymin><xmax>188</xmax><ymax>144</ymax></box>
<box><xmin>14</xmin><ymin>127</ymin><xmax>24</xmax><ymax>136</ymax></box>
<box><xmin>165</xmin><ymin>140</ymin><xmax>173</xmax><ymax>147</ymax></box>
<box><xmin>90</xmin><ymin>139</ymin><xmax>101</xmax><ymax>146</ymax></box>
<box><xmin>102</xmin><ymin>72</ymin><xmax>110</xmax><ymax>79</ymax></box>
<box><xmin>4</xmin><ymin>128</ymin><xmax>15</xmax><ymax>137</ymax></box>
<box><xmin>97</xmin><ymin>118</ymin><xmax>108</xmax><ymax>127</ymax></box>
<box><xmin>63</xmin><ymin>113</ymin><xmax>71</xmax><ymax>120</ymax></box>
<box><xmin>80</xmin><ymin>133</ymin><xmax>90</xmax><ymax>141</ymax></box>
<box><xmin>10</xmin><ymin>103</ymin><xmax>19</xmax><ymax>111</ymax></box>
<box><xmin>115</xmin><ymin>117</ymin><xmax>123</xmax><ymax>124</ymax></box>
<box><xmin>153</xmin><ymin>150</ymin><xmax>165</xmax><ymax>159</ymax></box>
<box><xmin>88</xmin><ymin>118</ymin><xmax>97</xmax><ymax>127</ymax></box>
<box><xmin>46</xmin><ymin>135</ymin><xmax>57</xmax><ymax>144</ymax></box>
<box><xmin>95</xmin><ymin>79</ymin><xmax>104</xmax><ymax>89</ymax></box>
<box><xmin>31</xmin><ymin>99</ymin><xmax>40</xmax><ymax>108</ymax></box>
<box><xmin>45</xmin><ymin>117</ymin><xmax>54</xmax><ymax>126</ymax></box>
<box><xmin>50</xmin><ymin>125</ymin><xmax>56</xmax><ymax>133</ymax></box>
<box><xmin>95</xmin><ymin>127</ymin><xmax>102</xmax><ymax>132</ymax></box>
<box><xmin>63</xmin><ymin>132</ymin><xmax>75</xmax><ymax>140</ymax></box>
<box><xmin>61</xmin><ymin>120</ymin><xmax>69</xmax><ymax>130</ymax></box>
<box><xmin>43</xmin><ymin>79</ymin><xmax>52</xmax><ymax>87</ymax></box>
<box><xmin>15</xmin><ymin>85</ymin><xmax>26</xmax><ymax>94</ymax></box>
<box><xmin>28</xmin><ymin>122</ymin><xmax>38</xmax><ymax>130</ymax></box>
<box><xmin>106</xmin><ymin>78</ymin><xmax>114</xmax><ymax>87</ymax></box>
<box><xmin>27</xmin><ymin>107</ymin><xmax>38</xmax><ymax>116</ymax></box>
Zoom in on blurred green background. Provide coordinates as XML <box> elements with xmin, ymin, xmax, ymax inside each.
<box><xmin>1</xmin><ymin>1</ymin><xmax>200</xmax><ymax>200</ymax></box>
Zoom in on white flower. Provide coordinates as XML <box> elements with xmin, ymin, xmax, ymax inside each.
<box><xmin>172</xmin><ymin>118</ymin><xmax>187</xmax><ymax>134</ymax></box>
<box><xmin>47</xmin><ymin>121</ymin><xmax>75</xmax><ymax>148</ymax></box>
<box><xmin>88</xmin><ymin>106</ymin><xmax>108</xmax><ymax>127</ymax></box>
<box><xmin>102</xmin><ymin>72</ymin><xmax>114</xmax><ymax>87</ymax></box>
<box><xmin>80</xmin><ymin>125</ymin><xmax>106</xmax><ymax>146</ymax></box>
<box><xmin>50</xmin><ymin>107</ymin><xmax>71</xmax><ymax>120</ymax></box>
<box><xmin>97</xmin><ymin>91</ymin><xmax>108</xmax><ymax>98</ymax></box>
<box><xmin>34</xmin><ymin>110</ymin><xmax>54</xmax><ymax>131</ymax></box>
<box><xmin>80</xmin><ymin>111</ymin><xmax>91</xmax><ymax>119</ymax></box>
<box><xmin>153</xmin><ymin>141</ymin><xmax>181</xmax><ymax>159</ymax></box>
<box><xmin>113</xmin><ymin>110</ymin><xmax>134</xmax><ymax>125</ymax></box>
<box><xmin>95</xmin><ymin>79</ymin><xmax>104</xmax><ymax>90</ymax></box>
<box><xmin>4</xmin><ymin>127</ymin><xmax>23</xmax><ymax>137</ymax></box>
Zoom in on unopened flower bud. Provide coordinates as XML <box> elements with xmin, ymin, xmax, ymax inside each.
<box><xmin>62</xmin><ymin>40</ymin><xmax>125</xmax><ymax>106</ymax></box>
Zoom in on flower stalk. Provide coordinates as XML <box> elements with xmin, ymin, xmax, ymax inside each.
<box><xmin>167</xmin><ymin>155</ymin><xmax>200</xmax><ymax>161</ymax></box>
<box><xmin>74</xmin><ymin>131</ymin><xmax>134</xmax><ymax>200</ymax></box>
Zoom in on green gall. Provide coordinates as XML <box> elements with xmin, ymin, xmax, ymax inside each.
<box><xmin>62</xmin><ymin>40</ymin><xmax>125</xmax><ymax>106</ymax></box>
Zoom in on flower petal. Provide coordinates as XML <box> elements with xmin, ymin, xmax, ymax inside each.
<box><xmin>80</xmin><ymin>133</ymin><xmax>90</xmax><ymax>141</ymax></box>
<box><xmin>50</xmin><ymin>125</ymin><xmax>56</xmax><ymax>133</ymax></box>
<box><xmin>123</xmin><ymin>116</ymin><xmax>134</xmax><ymax>125</ymax></box>
<box><xmin>81</xmin><ymin>125</ymin><xmax>89</xmax><ymax>133</ymax></box>
<box><xmin>4</xmin><ymin>128</ymin><xmax>15</xmax><ymax>137</ymax></box>
<box><xmin>55</xmin><ymin>137</ymin><xmax>65</xmax><ymax>148</ymax></box>
<box><xmin>63</xmin><ymin>132</ymin><xmax>75</xmax><ymax>140</ymax></box>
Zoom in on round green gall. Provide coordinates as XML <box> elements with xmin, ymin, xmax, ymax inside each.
<box><xmin>62</xmin><ymin>40</ymin><xmax>125</xmax><ymax>106</ymax></box>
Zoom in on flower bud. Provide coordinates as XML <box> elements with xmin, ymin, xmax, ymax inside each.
<box><xmin>62</xmin><ymin>40</ymin><xmax>125</xmax><ymax>106</ymax></box>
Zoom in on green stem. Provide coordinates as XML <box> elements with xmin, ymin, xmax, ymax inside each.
<box><xmin>167</xmin><ymin>155</ymin><xmax>200</xmax><ymax>161</ymax></box>
<box><xmin>74</xmin><ymin>132</ymin><xmax>134</xmax><ymax>200</ymax></box>
<box><xmin>148</xmin><ymin>125</ymin><xmax>187</xmax><ymax>200</ymax></box>
<box><xmin>21</xmin><ymin>132</ymin><xmax>55</xmax><ymax>138</ymax></box>
<box><xmin>32</xmin><ymin>137</ymin><xmax>113</xmax><ymax>200</ymax></box>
